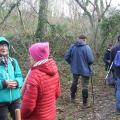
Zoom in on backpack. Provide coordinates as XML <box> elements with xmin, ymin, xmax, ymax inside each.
<box><xmin>113</xmin><ymin>51</ymin><xmax>120</xmax><ymax>67</ymax></box>
<box><xmin>0</xmin><ymin>57</ymin><xmax>15</xmax><ymax>71</ymax></box>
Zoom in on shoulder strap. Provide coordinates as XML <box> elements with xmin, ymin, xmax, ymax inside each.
<box><xmin>9</xmin><ymin>57</ymin><xmax>15</xmax><ymax>71</ymax></box>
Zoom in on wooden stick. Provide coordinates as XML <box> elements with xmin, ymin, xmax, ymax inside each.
<box><xmin>15</xmin><ymin>109</ymin><xmax>21</xmax><ymax>120</ymax></box>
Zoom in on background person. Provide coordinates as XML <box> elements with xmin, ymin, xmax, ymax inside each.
<box><xmin>103</xmin><ymin>43</ymin><xmax>113</xmax><ymax>71</ymax></box>
<box><xmin>110</xmin><ymin>35</ymin><xmax>120</xmax><ymax>112</ymax></box>
<box><xmin>64</xmin><ymin>35</ymin><xmax>94</xmax><ymax>106</ymax></box>
<box><xmin>110</xmin><ymin>35</ymin><xmax>120</xmax><ymax>78</ymax></box>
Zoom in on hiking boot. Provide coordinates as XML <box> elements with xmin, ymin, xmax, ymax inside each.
<box><xmin>70</xmin><ymin>95</ymin><xmax>76</xmax><ymax>103</ymax></box>
<box><xmin>83</xmin><ymin>97</ymin><xmax>88</xmax><ymax>106</ymax></box>
<box><xmin>82</xmin><ymin>103</ymin><xmax>91</xmax><ymax>109</ymax></box>
<box><xmin>82</xmin><ymin>89</ymin><xmax>88</xmax><ymax>106</ymax></box>
<box><xmin>70</xmin><ymin>92</ymin><xmax>76</xmax><ymax>103</ymax></box>
<box><xmin>70</xmin><ymin>98</ymin><xmax>75</xmax><ymax>103</ymax></box>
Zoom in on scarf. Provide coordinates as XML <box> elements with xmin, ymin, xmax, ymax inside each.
<box><xmin>0</xmin><ymin>55</ymin><xmax>12</xmax><ymax>72</ymax></box>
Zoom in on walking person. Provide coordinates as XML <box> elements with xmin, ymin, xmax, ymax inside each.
<box><xmin>64</xmin><ymin>35</ymin><xmax>94</xmax><ymax>106</ymax></box>
<box><xmin>103</xmin><ymin>43</ymin><xmax>115</xmax><ymax>86</ymax></box>
<box><xmin>110</xmin><ymin>35</ymin><xmax>120</xmax><ymax>84</ymax></box>
<box><xmin>103</xmin><ymin>43</ymin><xmax>113</xmax><ymax>71</ymax></box>
<box><xmin>21</xmin><ymin>42</ymin><xmax>61</xmax><ymax>120</ymax></box>
<box><xmin>110</xmin><ymin>35</ymin><xmax>120</xmax><ymax>111</ymax></box>
<box><xmin>0</xmin><ymin>36</ymin><xmax>23</xmax><ymax>120</ymax></box>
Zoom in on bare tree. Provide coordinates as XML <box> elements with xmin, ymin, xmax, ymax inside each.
<box><xmin>0</xmin><ymin>0</ymin><xmax>22</xmax><ymax>25</ymax></box>
<box><xmin>0</xmin><ymin>0</ymin><xmax>7</xmax><ymax>8</ymax></box>
<box><xmin>74</xmin><ymin>0</ymin><xmax>112</xmax><ymax>52</ymax></box>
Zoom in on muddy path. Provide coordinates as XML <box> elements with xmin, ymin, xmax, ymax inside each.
<box><xmin>56</xmin><ymin>62</ymin><xmax>120</xmax><ymax>120</ymax></box>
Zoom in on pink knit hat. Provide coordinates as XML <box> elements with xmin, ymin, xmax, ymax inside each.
<box><xmin>29</xmin><ymin>42</ymin><xmax>49</xmax><ymax>61</ymax></box>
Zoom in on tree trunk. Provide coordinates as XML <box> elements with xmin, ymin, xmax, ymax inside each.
<box><xmin>35</xmin><ymin>0</ymin><xmax>48</xmax><ymax>41</ymax></box>
<box><xmin>74</xmin><ymin>0</ymin><xmax>112</xmax><ymax>53</ymax></box>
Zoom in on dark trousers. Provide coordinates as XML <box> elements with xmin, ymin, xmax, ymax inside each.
<box><xmin>70</xmin><ymin>74</ymin><xmax>89</xmax><ymax>99</ymax></box>
<box><xmin>115</xmin><ymin>67</ymin><xmax>120</xmax><ymax>78</ymax></box>
<box><xmin>114</xmin><ymin>67</ymin><xmax>120</xmax><ymax>94</ymax></box>
<box><xmin>105</xmin><ymin>63</ymin><xmax>110</xmax><ymax>71</ymax></box>
<box><xmin>0</xmin><ymin>99</ymin><xmax>20</xmax><ymax>120</ymax></box>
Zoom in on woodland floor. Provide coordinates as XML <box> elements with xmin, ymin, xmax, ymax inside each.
<box><xmin>56</xmin><ymin>61</ymin><xmax>120</xmax><ymax>120</ymax></box>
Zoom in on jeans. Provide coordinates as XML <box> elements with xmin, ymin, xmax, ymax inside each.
<box><xmin>0</xmin><ymin>99</ymin><xmax>21</xmax><ymax>120</ymax></box>
<box><xmin>70</xmin><ymin>74</ymin><xmax>90</xmax><ymax>99</ymax></box>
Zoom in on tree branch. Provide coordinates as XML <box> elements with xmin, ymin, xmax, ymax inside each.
<box><xmin>74</xmin><ymin>0</ymin><xmax>94</xmax><ymax>27</ymax></box>
<box><xmin>0</xmin><ymin>0</ymin><xmax>7</xmax><ymax>8</ymax></box>
<box><xmin>99</xmin><ymin>0</ymin><xmax>112</xmax><ymax>21</ymax></box>
<box><xmin>24</xmin><ymin>0</ymin><xmax>38</xmax><ymax>14</ymax></box>
<box><xmin>0</xmin><ymin>0</ymin><xmax>22</xmax><ymax>25</ymax></box>
<box><xmin>17</xmin><ymin>5</ymin><xmax>26</xmax><ymax>33</ymax></box>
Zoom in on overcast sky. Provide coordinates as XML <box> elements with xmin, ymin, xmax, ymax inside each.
<box><xmin>111</xmin><ymin>0</ymin><xmax>119</xmax><ymax>7</ymax></box>
<box><xmin>22</xmin><ymin>0</ymin><xmax>119</xmax><ymax>17</ymax></box>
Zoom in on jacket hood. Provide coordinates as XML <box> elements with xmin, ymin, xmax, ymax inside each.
<box><xmin>31</xmin><ymin>58</ymin><xmax>58</xmax><ymax>76</ymax></box>
<box><xmin>74</xmin><ymin>38</ymin><xmax>86</xmax><ymax>46</ymax></box>
<box><xmin>0</xmin><ymin>37</ymin><xmax>9</xmax><ymax>46</ymax></box>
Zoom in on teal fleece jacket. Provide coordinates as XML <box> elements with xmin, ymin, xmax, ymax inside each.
<box><xmin>0</xmin><ymin>58</ymin><xmax>23</xmax><ymax>103</ymax></box>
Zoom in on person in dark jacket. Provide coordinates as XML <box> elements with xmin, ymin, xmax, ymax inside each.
<box><xmin>110</xmin><ymin>35</ymin><xmax>120</xmax><ymax>79</ymax></box>
<box><xmin>64</xmin><ymin>35</ymin><xmax>94</xmax><ymax>106</ymax></box>
<box><xmin>103</xmin><ymin>43</ymin><xmax>113</xmax><ymax>71</ymax></box>
<box><xmin>110</xmin><ymin>35</ymin><xmax>120</xmax><ymax>112</ymax></box>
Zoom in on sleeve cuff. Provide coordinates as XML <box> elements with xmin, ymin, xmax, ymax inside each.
<box><xmin>15</xmin><ymin>80</ymin><xmax>19</xmax><ymax>88</ymax></box>
<box><xmin>2</xmin><ymin>80</ymin><xmax>7</xmax><ymax>88</ymax></box>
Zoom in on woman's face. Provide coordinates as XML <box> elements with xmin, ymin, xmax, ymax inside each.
<box><xmin>0</xmin><ymin>43</ymin><xmax>8</xmax><ymax>56</ymax></box>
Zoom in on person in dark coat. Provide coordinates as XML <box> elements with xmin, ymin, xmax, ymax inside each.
<box><xmin>64</xmin><ymin>35</ymin><xmax>94</xmax><ymax>106</ymax></box>
<box><xmin>110</xmin><ymin>35</ymin><xmax>120</xmax><ymax>112</ymax></box>
<box><xmin>110</xmin><ymin>35</ymin><xmax>120</xmax><ymax>79</ymax></box>
<box><xmin>103</xmin><ymin>43</ymin><xmax>113</xmax><ymax>71</ymax></box>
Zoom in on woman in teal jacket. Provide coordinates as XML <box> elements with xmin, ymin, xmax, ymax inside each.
<box><xmin>0</xmin><ymin>37</ymin><xmax>23</xmax><ymax>120</ymax></box>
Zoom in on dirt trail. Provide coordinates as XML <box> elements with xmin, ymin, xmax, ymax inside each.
<box><xmin>56</xmin><ymin>64</ymin><xmax>120</xmax><ymax>120</ymax></box>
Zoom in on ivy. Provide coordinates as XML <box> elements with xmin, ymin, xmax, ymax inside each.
<box><xmin>100</xmin><ymin>9</ymin><xmax>120</xmax><ymax>43</ymax></box>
